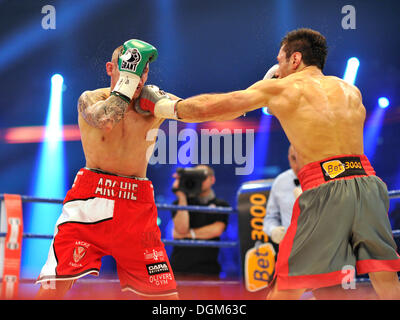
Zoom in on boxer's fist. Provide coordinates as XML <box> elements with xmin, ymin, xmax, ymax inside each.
<box><xmin>261</xmin><ymin>64</ymin><xmax>280</xmax><ymax>115</ymax></box>
<box><xmin>112</xmin><ymin>39</ymin><xmax>158</xmax><ymax>103</ymax></box>
<box><xmin>134</xmin><ymin>85</ymin><xmax>181</xmax><ymax>119</ymax></box>
<box><xmin>264</xmin><ymin>64</ymin><xmax>279</xmax><ymax>80</ymax></box>
<box><xmin>119</xmin><ymin>39</ymin><xmax>157</xmax><ymax>77</ymax></box>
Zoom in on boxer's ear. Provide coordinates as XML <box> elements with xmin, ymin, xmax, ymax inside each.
<box><xmin>106</xmin><ymin>62</ymin><xmax>114</xmax><ymax>76</ymax></box>
<box><xmin>291</xmin><ymin>52</ymin><xmax>303</xmax><ymax>70</ymax></box>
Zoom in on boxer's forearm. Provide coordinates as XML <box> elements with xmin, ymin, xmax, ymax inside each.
<box><xmin>78</xmin><ymin>92</ymin><xmax>128</xmax><ymax>131</ymax></box>
<box><xmin>176</xmin><ymin>78</ymin><xmax>288</xmax><ymax>122</ymax></box>
<box><xmin>176</xmin><ymin>92</ymin><xmax>248</xmax><ymax>122</ymax></box>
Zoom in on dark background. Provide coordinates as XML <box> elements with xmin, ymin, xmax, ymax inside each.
<box><xmin>0</xmin><ymin>0</ymin><xmax>399</xmax><ymax>279</ymax></box>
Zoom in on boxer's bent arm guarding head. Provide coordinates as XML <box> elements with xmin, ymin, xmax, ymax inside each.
<box><xmin>78</xmin><ymin>89</ymin><xmax>128</xmax><ymax>132</ymax></box>
<box><xmin>175</xmin><ymin>77</ymin><xmax>294</xmax><ymax>122</ymax></box>
<box><xmin>78</xmin><ymin>39</ymin><xmax>158</xmax><ymax>131</ymax></box>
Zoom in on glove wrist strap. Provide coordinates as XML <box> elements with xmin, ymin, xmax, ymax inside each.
<box><xmin>110</xmin><ymin>91</ymin><xmax>130</xmax><ymax>103</ymax></box>
<box><xmin>112</xmin><ymin>72</ymin><xmax>141</xmax><ymax>102</ymax></box>
<box><xmin>154</xmin><ymin>99</ymin><xmax>182</xmax><ymax>119</ymax></box>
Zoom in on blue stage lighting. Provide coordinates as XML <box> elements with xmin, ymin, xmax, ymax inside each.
<box><xmin>51</xmin><ymin>73</ymin><xmax>64</xmax><ymax>85</ymax></box>
<box><xmin>46</xmin><ymin>74</ymin><xmax>64</xmax><ymax>143</ymax></box>
<box><xmin>22</xmin><ymin>74</ymin><xmax>67</xmax><ymax>278</ymax></box>
<box><xmin>0</xmin><ymin>1</ymin><xmax>116</xmax><ymax>73</ymax></box>
<box><xmin>378</xmin><ymin>97</ymin><xmax>390</xmax><ymax>108</ymax></box>
<box><xmin>244</xmin><ymin>112</ymin><xmax>271</xmax><ymax>181</ymax></box>
<box><xmin>343</xmin><ymin>57</ymin><xmax>360</xmax><ymax>85</ymax></box>
<box><xmin>262</xmin><ymin>107</ymin><xmax>272</xmax><ymax>116</ymax></box>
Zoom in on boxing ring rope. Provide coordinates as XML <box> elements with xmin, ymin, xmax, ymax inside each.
<box><xmin>0</xmin><ymin>232</ymin><xmax>238</xmax><ymax>248</ymax></box>
<box><xmin>0</xmin><ymin>189</ymin><xmax>400</xmax><ymax>293</ymax></box>
<box><xmin>0</xmin><ymin>194</ymin><xmax>238</xmax><ymax>248</ymax></box>
<box><xmin>1</xmin><ymin>191</ymin><xmax>399</xmax><ymax>240</ymax></box>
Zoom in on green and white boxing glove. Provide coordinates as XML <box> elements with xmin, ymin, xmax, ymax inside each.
<box><xmin>111</xmin><ymin>39</ymin><xmax>158</xmax><ymax>103</ymax></box>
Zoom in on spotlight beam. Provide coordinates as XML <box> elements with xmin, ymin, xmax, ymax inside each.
<box><xmin>343</xmin><ymin>57</ymin><xmax>360</xmax><ymax>85</ymax></box>
<box><xmin>378</xmin><ymin>97</ymin><xmax>390</xmax><ymax>109</ymax></box>
<box><xmin>22</xmin><ymin>74</ymin><xmax>67</xmax><ymax>278</ymax></box>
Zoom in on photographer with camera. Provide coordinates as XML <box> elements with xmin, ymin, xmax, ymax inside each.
<box><xmin>169</xmin><ymin>165</ymin><xmax>230</xmax><ymax>298</ymax></box>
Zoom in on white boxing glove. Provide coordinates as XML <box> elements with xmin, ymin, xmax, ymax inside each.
<box><xmin>263</xmin><ymin>64</ymin><xmax>279</xmax><ymax>80</ymax></box>
<box><xmin>262</xmin><ymin>64</ymin><xmax>280</xmax><ymax>115</ymax></box>
<box><xmin>271</xmin><ymin>226</ymin><xmax>286</xmax><ymax>244</ymax></box>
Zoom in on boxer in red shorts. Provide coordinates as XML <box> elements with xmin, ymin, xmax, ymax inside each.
<box><xmin>36</xmin><ymin>168</ymin><xmax>177</xmax><ymax>298</ymax></box>
<box><xmin>36</xmin><ymin>40</ymin><xmax>184</xmax><ymax>299</ymax></box>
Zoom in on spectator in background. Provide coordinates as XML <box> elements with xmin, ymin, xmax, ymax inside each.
<box><xmin>263</xmin><ymin>145</ymin><xmax>301</xmax><ymax>245</ymax></box>
<box><xmin>170</xmin><ymin>165</ymin><xmax>230</xmax><ymax>299</ymax></box>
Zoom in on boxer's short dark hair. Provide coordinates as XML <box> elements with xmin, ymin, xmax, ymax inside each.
<box><xmin>280</xmin><ymin>28</ymin><xmax>328</xmax><ymax>70</ymax></box>
<box><xmin>111</xmin><ymin>45</ymin><xmax>124</xmax><ymax>62</ymax></box>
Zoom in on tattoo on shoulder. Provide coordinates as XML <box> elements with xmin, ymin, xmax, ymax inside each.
<box><xmin>78</xmin><ymin>93</ymin><xmax>129</xmax><ymax>129</ymax></box>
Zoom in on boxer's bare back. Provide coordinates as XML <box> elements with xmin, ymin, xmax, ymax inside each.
<box><xmin>266</xmin><ymin>66</ymin><xmax>366</xmax><ymax>168</ymax></box>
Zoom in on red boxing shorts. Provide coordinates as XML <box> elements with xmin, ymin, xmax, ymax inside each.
<box><xmin>274</xmin><ymin>154</ymin><xmax>400</xmax><ymax>291</ymax></box>
<box><xmin>36</xmin><ymin>168</ymin><xmax>177</xmax><ymax>298</ymax></box>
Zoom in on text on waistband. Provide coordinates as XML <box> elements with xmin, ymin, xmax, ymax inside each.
<box><xmin>95</xmin><ymin>178</ymin><xmax>138</xmax><ymax>200</ymax></box>
<box><xmin>320</xmin><ymin>157</ymin><xmax>366</xmax><ymax>181</ymax></box>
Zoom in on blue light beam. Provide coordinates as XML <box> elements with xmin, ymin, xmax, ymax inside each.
<box><xmin>22</xmin><ymin>74</ymin><xmax>67</xmax><ymax>278</ymax></box>
<box><xmin>343</xmin><ymin>57</ymin><xmax>360</xmax><ymax>85</ymax></box>
<box><xmin>262</xmin><ymin>107</ymin><xmax>272</xmax><ymax>116</ymax></box>
<box><xmin>378</xmin><ymin>97</ymin><xmax>390</xmax><ymax>109</ymax></box>
<box><xmin>363</xmin><ymin>103</ymin><xmax>387</xmax><ymax>162</ymax></box>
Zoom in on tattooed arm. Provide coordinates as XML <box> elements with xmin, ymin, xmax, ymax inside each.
<box><xmin>77</xmin><ymin>88</ymin><xmax>129</xmax><ymax>131</ymax></box>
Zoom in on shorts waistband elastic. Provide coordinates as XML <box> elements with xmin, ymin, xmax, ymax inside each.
<box><xmin>64</xmin><ymin>168</ymin><xmax>155</xmax><ymax>203</ymax></box>
<box><xmin>297</xmin><ymin>154</ymin><xmax>375</xmax><ymax>192</ymax></box>
<box><xmin>84</xmin><ymin>167</ymin><xmax>149</xmax><ymax>180</ymax></box>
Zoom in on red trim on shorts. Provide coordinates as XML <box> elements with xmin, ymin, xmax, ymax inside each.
<box><xmin>297</xmin><ymin>154</ymin><xmax>376</xmax><ymax>192</ymax></box>
<box><xmin>356</xmin><ymin>258</ymin><xmax>400</xmax><ymax>275</ymax></box>
<box><xmin>274</xmin><ymin>198</ymin><xmax>301</xmax><ymax>288</ymax></box>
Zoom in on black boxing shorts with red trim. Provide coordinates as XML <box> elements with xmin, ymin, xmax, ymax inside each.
<box><xmin>273</xmin><ymin>154</ymin><xmax>400</xmax><ymax>291</ymax></box>
<box><xmin>36</xmin><ymin>168</ymin><xmax>177</xmax><ymax>297</ymax></box>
